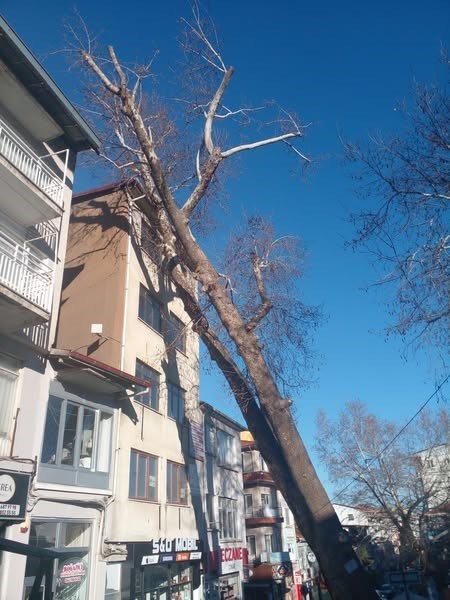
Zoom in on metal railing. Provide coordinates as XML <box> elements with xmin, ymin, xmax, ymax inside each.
<box><xmin>0</xmin><ymin>228</ymin><xmax>53</xmax><ymax>313</ymax></box>
<box><xmin>0</xmin><ymin>117</ymin><xmax>66</xmax><ymax>208</ymax></box>
<box><xmin>245</xmin><ymin>506</ymin><xmax>283</xmax><ymax>519</ymax></box>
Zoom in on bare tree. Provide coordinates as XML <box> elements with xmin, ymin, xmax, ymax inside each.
<box><xmin>345</xmin><ymin>68</ymin><xmax>449</xmax><ymax>357</ymax></box>
<box><xmin>70</xmin><ymin>7</ymin><xmax>378</xmax><ymax>598</ymax></box>
<box><xmin>315</xmin><ymin>401</ymin><xmax>450</xmax><ymax>567</ymax></box>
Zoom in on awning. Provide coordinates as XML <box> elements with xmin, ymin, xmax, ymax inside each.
<box><xmin>50</xmin><ymin>349</ymin><xmax>151</xmax><ymax>395</ymax></box>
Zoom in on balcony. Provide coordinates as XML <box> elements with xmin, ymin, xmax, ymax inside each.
<box><xmin>243</xmin><ymin>470</ymin><xmax>275</xmax><ymax>486</ymax></box>
<box><xmin>0</xmin><ymin>116</ymin><xmax>67</xmax><ymax>226</ymax></box>
<box><xmin>245</xmin><ymin>506</ymin><xmax>284</xmax><ymax>527</ymax></box>
<box><xmin>0</xmin><ymin>228</ymin><xmax>53</xmax><ymax>332</ymax></box>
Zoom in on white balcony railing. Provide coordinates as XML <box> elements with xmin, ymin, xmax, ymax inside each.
<box><xmin>0</xmin><ymin>229</ymin><xmax>53</xmax><ymax>313</ymax></box>
<box><xmin>0</xmin><ymin>117</ymin><xmax>66</xmax><ymax>208</ymax></box>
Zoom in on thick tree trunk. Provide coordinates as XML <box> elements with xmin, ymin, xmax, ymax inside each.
<box><xmin>166</xmin><ymin>256</ymin><xmax>378</xmax><ymax>599</ymax></box>
<box><xmin>81</xmin><ymin>46</ymin><xmax>379</xmax><ymax>598</ymax></box>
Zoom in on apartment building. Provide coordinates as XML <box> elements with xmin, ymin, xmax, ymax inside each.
<box><xmin>241</xmin><ymin>432</ymin><xmax>300</xmax><ymax>599</ymax></box>
<box><xmin>0</xmin><ymin>16</ymin><xmax>100</xmax><ymax>600</ymax></box>
<box><xmin>55</xmin><ymin>181</ymin><xmax>202</xmax><ymax>599</ymax></box>
<box><xmin>201</xmin><ymin>402</ymin><xmax>246</xmax><ymax>600</ymax></box>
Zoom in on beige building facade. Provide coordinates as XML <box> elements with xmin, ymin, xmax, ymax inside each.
<box><xmin>55</xmin><ymin>182</ymin><xmax>203</xmax><ymax>599</ymax></box>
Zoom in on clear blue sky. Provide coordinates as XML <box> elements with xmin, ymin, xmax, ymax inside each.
<box><xmin>3</xmin><ymin>1</ymin><xmax>448</xmax><ymax>490</ymax></box>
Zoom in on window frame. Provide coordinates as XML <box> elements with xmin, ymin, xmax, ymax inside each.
<box><xmin>138</xmin><ymin>284</ymin><xmax>162</xmax><ymax>333</ymax></box>
<box><xmin>166</xmin><ymin>460</ymin><xmax>188</xmax><ymax>505</ymax></box>
<box><xmin>247</xmin><ymin>535</ymin><xmax>256</xmax><ymax>559</ymax></box>
<box><xmin>0</xmin><ymin>354</ymin><xmax>19</xmax><ymax>456</ymax></box>
<box><xmin>140</xmin><ymin>217</ymin><xmax>161</xmax><ymax>265</ymax></box>
<box><xmin>217</xmin><ymin>429</ymin><xmax>235</xmax><ymax>468</ymax></box>
<box><xmin>218</xmin><ymin>496</ymin><xmax>238</xmax><ymax>540</ymax></box>
<box><xmin>135</xmin><ymin>360</ymin><xmax>160</xmax><ymax>411</ymax></box>
<box><xmin>166</xmin><ymin>313</ymin><xmax>187</xmax><ymax>354</ymax></box>
<box><xmin>39</xmin><ymin>391</ymin><xmax>114</xmax><ymax>489</ymax></box>
<box><xmin>129</xmin><ymin>449</ymin><xmax>158</xmax><ymax>502</ymax></box>
<box><xmin>167</xmin><ymin>382</ymin><xmax>185</xmax><ymax>422</ymax></box>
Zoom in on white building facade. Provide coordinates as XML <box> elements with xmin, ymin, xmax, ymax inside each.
<box><xmin>0</xmin><ymin>15</ymin><xmax>99</xmax><ymax>600</ymax></box>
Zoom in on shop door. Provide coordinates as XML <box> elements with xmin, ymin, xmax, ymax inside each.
<box><xmin>141</xmin><ymin>564</ymin><xmax>192</xmax><ymax>600</ymax></box>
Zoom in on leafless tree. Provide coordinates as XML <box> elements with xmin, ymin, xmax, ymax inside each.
<box><xmin>315</xmin><ymin>401</ymin><xmax>450</xmax><ymax>566</ymax></box>
<box><xmin>345</xmin><ymin>68</ymin><xmax>449</xmax><ymax>358</ymax></box>
<box><xmin>69</xmin><ymin>6</ymin><xmax>378</xmax><ymax>598</ymax></box>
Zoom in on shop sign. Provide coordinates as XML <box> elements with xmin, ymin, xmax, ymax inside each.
<box><xmin>220</xmin><ymin>546</ymin><xmax>244</xmax><ymax>575</ymax></box>
<box><xmin>55</xmin><ymin>557</ymin><xmax>87</xmax><ymax>599</ymax></box>
<box><xmin>140</xmin><ymin>538</ymin><xmax>202</xmax><ymax>566</ymax></box>
<box><xmin>189</xmin><ymin>419</ymin><xmax>204</xmax><ymax>461</ymax></box>
<box><xmin>271</xmin><ymin>561</ymin><xmax>292</xmax><ymax>579</ymax></box>
<box><xmin>0</xmin><ymin>470</ymin><xmax>30</xmax><ymax>520</ymax></box>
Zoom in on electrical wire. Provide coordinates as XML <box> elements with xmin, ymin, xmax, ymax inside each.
<box><xmin>316</xmin><ymin>372</ymin><xmax>450</xmax><ymax>514</ymax></box>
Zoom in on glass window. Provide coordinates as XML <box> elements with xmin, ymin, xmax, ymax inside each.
<box><xmin>40</xmin><ymin>396</ymin><xmax>114</xmax><ymax>489</ymax></box>
<box><xmin>166</xmin><ymin>461</ymin><xmax>188</xmax><ymax>505</ymax></box>
<box><xmin>166</xmin><ymin>313</ymin><xmax>187</xmax><ymax>353</ymax></box>
<box><xmin>264</xmin><ymin>534</ymin><xmax>273</xmax><ymax>554</ymax></box>
<box><xmin>138</xmin><ymin>285</ymin><xmax>162</xmax><ymax>332</ymax></box>
<box><xmin>24</xmin><ymin>520</ymin><xmax>91</xmax><ymax>600</ymax></box>
<box><xmin>217</xmin><ymin>429</ymin><xmax>234</xmax><ymax>468</ymax></box>
<box><xmin>140</xmin><ymin>218</ymin><xmax>161</xmax><ymax>265</ymax></box>
<box><xmin>0</xmin><ymin>354</ymin><xmax>19</xmax><ymax>456</ymax></box>
<box><xmin>129</xmin><ymin>450</ymin><xmax>158</xmax><ymax>501</ymax></box>
<box><xmin>247</xmin><ymin>535</ymin><xmax>256</xmax><ymax>559</ymax></box>
<box><xmin>135</xmin><ymin>360</ymin><xmax>160</xmax><ymax>411</ymax></box>
<box><xmin>245</xmin><ymin>494</ymin><xmax>253</xmax><ymax>516</ymax></box>
<box><xmin>167</xmin><ymin>383</ymin><xmax>185</xmax><ymax>422</ymax></box>
<box><xmin>218</xmin><ymin>497</ymin><xmax>238</xmax><ymax>540</ymax></box>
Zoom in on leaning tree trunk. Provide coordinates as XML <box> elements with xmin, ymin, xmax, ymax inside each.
<box><xmin>168</xmin><ymin>235</ymin><xmax>379</xmax><ymax>599</ymax></box>
<box><xmin>80</xmin><ymin>43</ymin><xmax>379</xmax><ymax>599</ymax></box>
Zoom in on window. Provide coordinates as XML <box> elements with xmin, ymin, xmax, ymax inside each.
<box><xmin>0</xmin><ymin>354</ymin><xmax>19</xmax><ymax>456</ymax></box>
<box><xmin>245</xmin><ymin>494</ymin><xmax>253</xmax><ymax>516</ymax></box>
<box><xmin>138</xmin><ymin>285</ymin><xmax>162</xmax><ymax>332</ymax></box>
<box><xmin>205</xmin><ymin>420</ymin><xmax>217</xmax><ymax>455</ymax></box>
<box><xmin>24</xmin><ymin>520</ymin><xmax>91</xmax><ymax>600</ymax></box>
<box><xmin>166</xmin><ymin>313</ymin><xmax>187</xmax><ymax>353</ymax></box>
<box><xmin>247</xmin><ymin>535</ymin><xmax>256</xmax><ymax>559</ymax></box>
<box><xmin>167</xmin><ymin>461</ymin><xmax>188</xmax><ymax>504</ymax></box>
<box><xmin>242</xmin><ymin>452</ymin><xmax>253</xmax><ymax>473</ymax></box>
<box><xmin>217</xmin><ymin>429</ymin><xmax>234</xmax><ymax>468</ymax></box>
<box><xmin>135</xmin><ymin>360</ymin><xmax>160</xmax><ymax>411</ymax></box>
<box><xmin>129</xmin><ymin>450</ymin><xmax>158</xmax><ymax>501</ymax></box>
<box><xmin>167</xmin><ymin>382</ymin><xmax>185</xmax><ymax>422</ymax></box>
<box><xmin>40</xmin><ymin>395</ymin><xmax>113</xmax><ymax>489</ymax></box>
<box><xmin>264</xmin><ymin>534</ymin><xmax>274</xmax><ymax>554</ymax></box>
<box><xmin>218</xmin><ymin>497</ymin><xmax>238</xmax><ymax>540</ymax></box>
<box><xmin>261</xmin><ymin>493</ymin><xmax>270</xmax><ymax>507</ymax></box>
<box><xmin>140</xmin><ymin>218</ymin><xmax>161</xmax><ymax>265</ymax></box>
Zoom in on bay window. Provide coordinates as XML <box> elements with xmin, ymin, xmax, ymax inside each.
<box><xmin>40</xmin><ymin>395</ymin><xmax>113</xmax><ymax>489</ymax></box>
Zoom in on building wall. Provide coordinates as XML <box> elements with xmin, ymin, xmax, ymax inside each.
<box><xmin>56</xmin><ymin>190</ymin><xmax>129</xmax><ymax>368</ymax></box>
<box><xmin>0</xmin><ymin>80</ymin><xmax>92</xmax><ymax>600</ymax></box>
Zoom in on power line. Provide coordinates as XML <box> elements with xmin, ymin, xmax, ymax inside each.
<box><xmin>317</xmin><ymin>372</ymin><xmax>450</xmax><ymax>512</ymax></box>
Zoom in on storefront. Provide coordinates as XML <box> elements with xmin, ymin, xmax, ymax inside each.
<box><xmin>22</xmin><ymin>519</ymin><xmax>93</xmax><ymax>600</ymax></box>
<box><xmin>204</xmin><ymin>546</ymin><xmax>244</xmax><ymax>600</ymax></box>
<box><xmin>128</xmin><ymin>537</ymin><xmax>203</xmax><ymax>600</ymax></box>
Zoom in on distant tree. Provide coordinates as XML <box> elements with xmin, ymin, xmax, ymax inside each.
<box><xmin>66</xmin><ymin>5</ymin><xmax>379</xmax><ymax>598</ymax></box>
<box><xmin>346</xmin><ymin>68</ymin><xmax>449</xmax><ymax>357</ymax></box>
<box><xmin>315</xmin><ymin>401</ymin><xmax>450</xmax><ymax>567</ymax></box>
